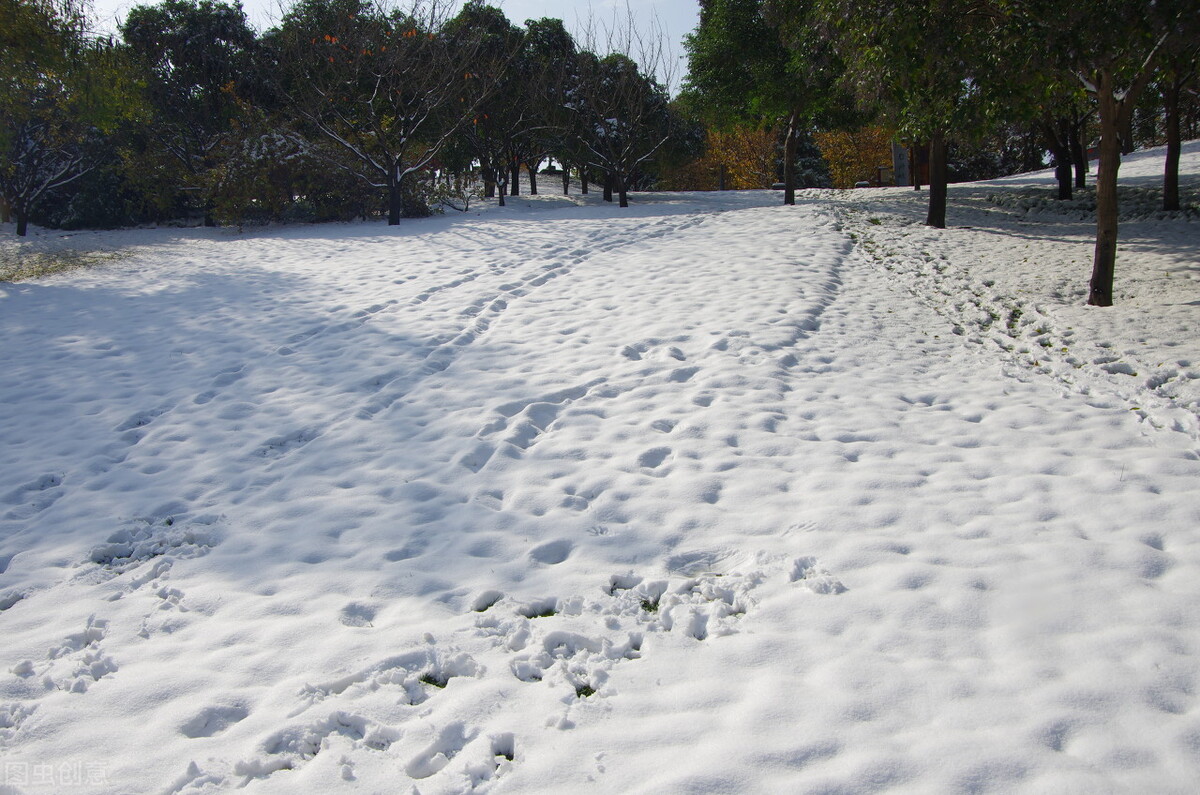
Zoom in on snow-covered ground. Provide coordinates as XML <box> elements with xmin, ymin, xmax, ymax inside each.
<box><xmin>1</xmin><ymin>143</ymin><xmax>1198</xmax><ymax>794</ymax></box>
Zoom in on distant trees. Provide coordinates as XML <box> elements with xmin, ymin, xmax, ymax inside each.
<box><xmin>272</xmin><ymin>0</ymin><xmax>502</xmax><ymax>224</ymax></box>
<box><xmin>3</xmin><ymin>0</ymin><xmax>689</xmax><ymax>234</ymax></box>
<box><xmin>813</xmin><ymin>127</ymin><xmax>892</xmax><ymax>189</ymax></box>
<box><xmin>575</xmin><ymin>52</ymin><xmax>676</xmax><ymax>208</ymax></box>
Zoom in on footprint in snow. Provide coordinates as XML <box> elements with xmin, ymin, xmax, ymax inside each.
<box><xmin>637</xmin><ymin>447</ymin><xmax>672</xmax><ymax>469</ymax></box>
<box><xmin>181</xmin><ymin>704</ymin><xmax>251</xmax><ymax>739</ymax></box>
<box><xmin>406</xmin><ymin>722</ymin><xmax>477</xmax><ymax>779</ymax></box>
<box><xmin>529</xmin><ymin>539</ymin><xmax>573</xmax><ymax>565</ymax></box>
<box><xmin>339</xmin><ymin>602</ymin><xmax>377</xmax><ymax>627</ymax></box>
<box><xmin>790</xmin><ymin>556</ymin><xmax>847</xmax><ymax>594</ymax></box>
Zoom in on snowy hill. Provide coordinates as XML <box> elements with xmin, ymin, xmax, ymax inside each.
<box><xmin>1</xmin><ymin>143</ymin><xmax>1198</xmax><ymax>793</ymax></box>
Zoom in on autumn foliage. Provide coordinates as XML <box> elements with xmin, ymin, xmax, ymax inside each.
<box><xmin>659</xmin><ymin>126</ymin><xmax>777</xmax><ymax>191</ymax></box>
<box><xmin>813</xmin><ymin>126</ymin><xmax>894</xmax><ymax>188</ymax></box>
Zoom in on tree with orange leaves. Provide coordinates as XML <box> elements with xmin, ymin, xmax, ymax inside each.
<box><xmin>273</xmin><ymin>0</ymin><xmax>508</xmax><ymax>223</ymax></box>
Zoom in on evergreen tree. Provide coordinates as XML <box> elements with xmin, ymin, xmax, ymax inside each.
<box><xmin>121</xmin><ymin>0</ymin><xmax>260</xmax><ymax>225</ymax></box>
<box><xmin>1</xmin><ymin>0</ymin><xmax>141</xmax><ymax>236</ymax></box>
<box><xmin>816</xmin><ymin>0</ymin><xmax>998</xmax><ymax>228</ymax></box>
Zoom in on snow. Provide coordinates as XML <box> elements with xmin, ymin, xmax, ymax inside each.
<box><xmin>1</xmin><ymin>143</ymin><xmax>1199</xmax><ymax>793</ymax></box>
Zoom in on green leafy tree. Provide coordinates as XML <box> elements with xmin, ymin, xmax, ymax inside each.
<box><xmin>1011</xmin><ymin>0</ymin><xmax>1194</xmax><ymax>305</ymax></box>
<box><xmin>518</xmin><ymin>17</ymin><xmax>580</xmax><ymax>195</ymax></box>
<box><xmin>684</xmin><ymin>0</ymin><xmax>850</xmax><ymax>204</ymax></box>
<box><xmin>817</xmin><ymin>0</ymin><xmax>997</xmax><ymax>228</ymax></box>
<box><xmin>444</xmin><ymin>1</ymin><xmax>524</xmax><ymax>204</ymax></box>
<box><xmin>121</xmin><ymin>0</ymin><xmax>260</xmax><ymax>225</ymax></box>
<box><xmin>1</xmin><ymin>0</ymin><xmax>142</xmax><ymax>236</ymax></box>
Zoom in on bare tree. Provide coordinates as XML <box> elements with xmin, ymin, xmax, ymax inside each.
<box><xmin>272</xmin><ymin>0</ymin><xmax>506</xmax><ymax>223</ymax></box>
<box><xmin>574</xmin><ymin>8</ymin><xmax>677</xmax><ymax>208</ymax></box>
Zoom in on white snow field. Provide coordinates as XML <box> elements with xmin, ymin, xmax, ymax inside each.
<box><xmin>1</xmin><ymin>143</ymin><xmax>1199</xmax><ymax>794</ymax></box>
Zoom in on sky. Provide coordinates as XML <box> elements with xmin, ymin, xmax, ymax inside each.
<box><xmin>87</xmin><ymin>0</ymin><xmax>701</xmax><ymax>90</ymax></box>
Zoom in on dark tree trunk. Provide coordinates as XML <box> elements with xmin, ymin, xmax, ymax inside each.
<box><xmin>1054</xmin><ymin>147</ymin><xmax>1073</xmax><ymax>199</ymax></box>
<box><xmin>1089</xmin><ymin>73</ymin><xmax>1123</xmax><ymax>307</ymax></box>
<box><xmin>1071</xmin><ymin>126</ymin><xmax>1087</xmax><ymax>190</ymax></box>
<box><xmin>910</xmin><ymin>145</ymin><xmax>922</xmax><ymax>190</ymax></box>
<box><xmin>483</xmin><ymin>164</ymin><xmax>495</xmax><ymax>198</ymax></box>
<box><xmin>603</xmin><ymin>171</ymin><xmax>613</xmax><ymax>203</ymax></box>
<box><xmin>925</xmin><ymin>131</ymin><xmax>948</xmax><ymax>229</ymax></box>
<box><xmin>562</xmin><ymin>167</ymin><xmax>570</xmax><ymax>195</ymax></box>
<box><xmin>783</xmin><ymin>109</ymin><xmax>798</xmax><ymax>205</ymax></box>
<box><xmin>496</xmin><ymin>172</ymin><xmax>508</xmax><ymax>207</ymax></box>
<box><xmin>581</xmin><ymin>169</ymin><xmax>589</xmax><ymax>195</ymax></box>
<box><xmin>16</xmin><ymin>207</ymin><xmax>28</xmax><ymax>237</ymax></box>
<box><xmin>528</xmin><ymin>158</ymin><xmax>541</xmax><ymax>195</ymax></box>
<box><xmin>617</xmin><ymin>174</ymin><xmax>628</xmax><ymax>208</ymax></box>
<box><xmin>1044</xmin><ymin>119</ymin><xmax>1073</xmax><ymax>200</ymax></box>
<box><xmin>509</xmin><ymin>162</ymin><xmax>520</xmax><ymax>196</ymax></box>
<box><xmin>1164</xmin><ymin>79</ymin><xmax>1182</xmax><ymax>212</ymax></box>
<box><xmin>388</xmin><ymin>169</ymin><xmax>402</xmax><ymax>225</ymax></box>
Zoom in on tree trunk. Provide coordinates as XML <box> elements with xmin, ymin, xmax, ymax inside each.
<box><xmin>562</xmin><ymin>167</ymin><xmax>570</xmax><ymax>195</ymax></box>
<box><xmin>483</xmin><ymin>164</ymin><xmax>495</xmax><ymax>198</ymax></box>
<box><xmin>1043</xmin><ymin>119</ymin><xmax>1072</xmax><ymax>200</ymax></box>
<box><xmin>509</xmin><ymin>162</ymin><xmax>520</xmax><ymax>196</ymax></box>
<box><xmin>388</xmin><ymin>169</ymin><xmax>402</xmax><ymax>225</ymax></box>
<box><xmin>496</xmin><ymin>172</ymin><xmax>507</xmax><ymax>207</ymax></box>
<box><xmin>581</xmin><ymin>169</ymin><xmax>589</xmax><ymax>195</ymax></box>
<box><xmin>618</xmin><ymin>174</ymin><xmax>628</xmax><ymax>208</ymax></box>
<box><xmin>1089</xmin><ymin>72</ymin><xmax>1123</xmax><ymax>307</ymax></box>
<box><xmin>1119</xmin><ymin>112</ymin><xmax>1134</xmax><ymax>155</ymax></box>
<box><xmin>16</xmin><ymin>207</ymin><xmax>29</xmax><ymax>237</ymax></box>
<box><xmin>1071</xmin><ymin>123</ymin><xmax>1087</xmax><ymax>190</ymax></box>
<box><xmin>1164</xmin><ymin>78</ymin><xmax>1182</xmax><ymax>212</ymax></box>
<box><xmin>910</xmin><ymin>145</ymin><xmax>922</xmax><ymax>190</ymax></box>
<box><xmin>528</xmin><ymin>158</ymin><xmax>541</xmax><ymax>195</ymax></box>
<box><xmin>783</xmin><ymin>109</ymin><xmax>798</xmax><ymax>205</ymax></box>
<box><xmin>603</xmin><ymin>171</ymin><xmax>613</xmax><ymax>203</ymax></box>
<box><xmin>925</xmin><ymin>131</ymin><xmax>948</xmax><ymax>229</ymax></box>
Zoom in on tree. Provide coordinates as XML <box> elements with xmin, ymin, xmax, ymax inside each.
<box><xmin>518</xmin><ymin>17</ymin><xmax>581</xmax><ymax>196</ymax></box>
<box><xmin>689</xmin><ymin>125</ymin><xmax>780</xmax><ymax>190</ymax></box>
<box><xmin>0</xmin><ymin>0</ymin><xmax>141</xmax><ymax>236</ymax></box>
<box><xmin>1014</xmin><ymin>0</ymin><xmax>1193</xmax><ymax>305</ymax></box>
<box><xmin>575</xmin><ymin>50</ymin><xmax>675</xmax><ymax>208</ymax></box>
<box><xmin>1156</xmin><ymin>39</ymin><xmax>1198</xmax><ymax>212</ymax></box>
<box><xmin>684</xmin><ymin>0</ymin><xmax>809</xmax><ymax>204</ymax></box>
<box><xmin>121</xmin><ymin>0</ymin><xmax>260</xmax><ymax>225</ymax></box>
<box><xmin>444</xmin><ymin>1</ymin><xmax>525</xmax><ymax>205</ymax></box>
<box><xmin>817</xmin><ymin>0</ymin><xmax>997</xmax><ymax>228</ymax></box>
<box><xmin>271</xmin><ymin>0</ymin><xmax>500</xmax><ymax>224</ymax></box>
<box><xmin>813</xmin><ymin>126</ymin><xmax>892</xmax><ymax>188</ymax></box>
